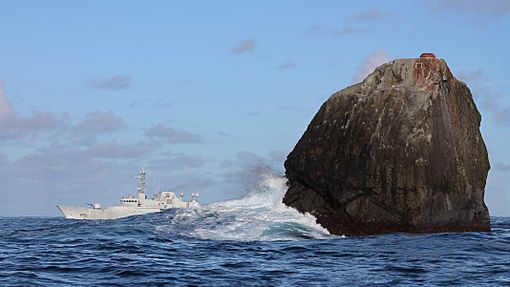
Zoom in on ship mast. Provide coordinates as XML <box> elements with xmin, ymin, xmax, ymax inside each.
<box><xmin>136</xmin><ymin>168</ymin><xmax>146</xmax><ymax>195</ymax></box>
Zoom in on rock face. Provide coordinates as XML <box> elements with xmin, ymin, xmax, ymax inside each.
<box><xmin>283</xmin><ymin>57</ymin><xmax>491</xmax><ymax>236</ymax></box>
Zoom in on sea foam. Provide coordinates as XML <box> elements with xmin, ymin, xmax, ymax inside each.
<box><xmin>163</xmin><ymin>173</ymin><xmax>333</xmax><ymax>241</ymax></box>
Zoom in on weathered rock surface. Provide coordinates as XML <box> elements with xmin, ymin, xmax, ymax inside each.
<box><xmin>283</xmin><ymin>57</ymin><xmax>491</xmax><ymax>235</ymax></box>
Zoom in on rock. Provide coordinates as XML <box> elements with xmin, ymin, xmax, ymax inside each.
<box><xmin>283</xmin><ymin>56</ymin><xmax>491</xmax><ymax>236</ymax></box>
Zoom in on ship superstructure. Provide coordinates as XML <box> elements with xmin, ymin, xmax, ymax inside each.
<box><xmin>57</xmin><ymin>168</ymin><xmax>200</xmax><ymax>220</ymax></box>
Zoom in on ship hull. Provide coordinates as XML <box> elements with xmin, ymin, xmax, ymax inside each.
<box><xmin>56</xmin><ymin>205</ymin><xmax>161</xmax><ymax>220</ymax></box>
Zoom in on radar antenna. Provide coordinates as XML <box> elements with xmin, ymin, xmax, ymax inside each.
<box><xmin>136</xmin><ymin>168</ymin><xmax>146</xmax><ymax>194</ymax></box>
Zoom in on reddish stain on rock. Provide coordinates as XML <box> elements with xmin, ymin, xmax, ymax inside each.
<box><xmin>412</xmin><ymin>58</ymin><xmax>440</xmax><ymax>90</ymax></box>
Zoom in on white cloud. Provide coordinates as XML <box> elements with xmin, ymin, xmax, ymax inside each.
<box><xmin>308</xmin><ymin>25</ymin><xmax>370</xmax><ymax>37</ymax></box>
<box><xmin>267</xmin><ymin>150</ymin><xmax>288</xmax><ymax>163</ymax></box>
<box><xmin>494</xmin><ymin>162</ymin><xmax>510</xmax><ymax>171</ymax></box>
<box><xmin>148</xmin><ymin>152</ymin><xmax>210</xmax><ymax>169</ymax></box>
<box><xmin>0</xmin><ymin>83</ymin><xmax>63</xmax><ymax>141</ymax></box>
<box><xmin>457</xmin><ymin>69</ymin><xmax>496</xmax><ymax>109</ymax></box>
<box><xmin>129</xmin><ymin>97</ymin><xmax>172</xmax><ymax>110</ymax></box>
<box><xmin>495</xmin><ymin>107</ymin><xmax>510</xmax><ymax>125</ymax></box>
<box><xmin>245</xmin><ymin>111</ymin><xmax>262</xmax><ymax>117</ymax></box>
<box><xmin>145</xmin><ymin>123</ymin><xmax>204</xmax><ymax>144</ymax></box>
<box><xmin>89</xmin><ymin>75</ymin><xmax>131</xmax><ymax>90</ymax></box>
<box><xmin>334</xmin><ymin>27</ymin><xmax>370</xmax><ymax>36</ymax></box>
<box><xmin>0</xmin><ymin>111</ymin><xmax>61</xmax><ymax>138</ymax></box>
<box><xmin>436</xmin><ymin>0</ymin><xmax>510</xmax><ymax>17</ymax></box>
<box><xmin>352</xmin><ymin>51</ymin><xmax>392</xmax><ymax>83</ymax></box>
<box><xmin>84</xmin><ymin>141</ymin><xmax>152</xmax><ymax>159</ymax></box>
<box><xmin>0</xmin><ymin>83</ymin><xmax>132</xmax><ymax>146</ymax></box>
<box><xmin>457</xmin><ymin>69</ymin><xmax>484</xmax><ymax>85</ymax></box>
<box><xmin>231</xmin><ymin>39</ymin><xmax>256</xmax><ymax>54</ymax></box>
<box><xmin>354</xmin><ymin>9</ymin><xmax>390</xmax><ymax>21</ymax></box>
<box><xmin>278</xmin><ymin>105</ymin><xmax>305</xmax><ymax>113</ymax></box>
<box><xmin>278</xmin><ymin>61</ymin><xmax>297</xmax><ymax>70</ymax></box>
<box><xmin>0</xmin><ymin>82</ymin><xmax>12</xmax><ymax>118</ymax></box>
<box><xmin>457</xmin><ymin>68</ymin><xmax>509</xmax><ymax>123</ymax></box>
<box><xmin>72</xmin><ymin>111</ymin><xmax>126</xmax><ymax>136</ymax></box>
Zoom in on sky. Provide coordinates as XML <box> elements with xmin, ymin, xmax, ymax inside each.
<box><xmin>0</xmin><ymin>0</ymin><xmax>509</xmax><ymax>216</ymax></box>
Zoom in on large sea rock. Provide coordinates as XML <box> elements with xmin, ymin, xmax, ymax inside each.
<box><xmin>283</xmin><ymin>56</ymin><xmax>491</xmax><ymax>235</ymax></box>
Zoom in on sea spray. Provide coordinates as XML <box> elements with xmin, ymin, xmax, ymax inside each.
<box><xmin>163</xmin><ymin>172</ymin><xmax>333</xmax><ymax>241</ymax></box>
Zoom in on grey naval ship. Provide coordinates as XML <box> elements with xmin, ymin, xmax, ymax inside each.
<box><xmin>56</xmin><ymin>168</ymin><xmax>200</xmax><ymax>220</ymax></box>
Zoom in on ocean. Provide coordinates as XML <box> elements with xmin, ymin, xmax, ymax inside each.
<box><xmin>1</xmin><ymin>175</ymin><xmax>509</xmax><ymax>286</ymax></box>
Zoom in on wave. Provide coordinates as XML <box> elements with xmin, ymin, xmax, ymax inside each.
<box><xmin>158</xmin><ymin>172</ymin><xmax>334</xmax><ymax>241</ymax></box>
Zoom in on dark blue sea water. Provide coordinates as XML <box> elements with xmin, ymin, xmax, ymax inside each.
<box><xmin>1</xmin><ymin>176</ymin><xmax>509</xmax><ymax>286</ymax></box>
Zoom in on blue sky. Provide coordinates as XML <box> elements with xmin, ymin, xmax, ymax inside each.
<box><xmin>0</xmin><ymin>0</ymin><xmax>509</xmax><ymax>216</ymax></box>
